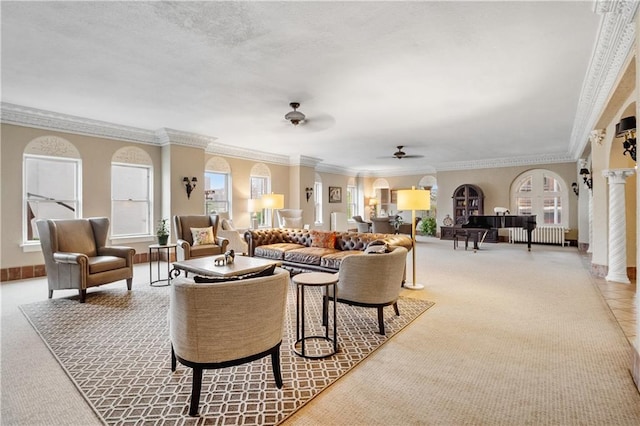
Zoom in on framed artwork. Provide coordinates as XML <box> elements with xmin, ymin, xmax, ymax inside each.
<box><xmin>328</xmin><ymin>186</ymin><xmax>342</xmax><ymax>203</ymax></box>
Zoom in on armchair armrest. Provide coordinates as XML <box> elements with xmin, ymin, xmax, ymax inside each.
<box><xmin>53</xmin><ymin>252</ymin><xmax>88</xmax><ymax>265</ymax></box>
<box><xmin>98</xmin><ymin>246</ymin><xmax>135</xmax><ymax>265</ymax></box>
<box><xmin>216</xmin><ymin>236</ymin><xmax>229</xmax><ymax>252</ymax></box>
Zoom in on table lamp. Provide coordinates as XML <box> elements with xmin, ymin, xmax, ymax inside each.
<box><xmin>260</xmin><ymin>193</ymin><xmax>284</xmax><ymax>228</ymax></box>
<box><xmin>396</xmin><ymin>186</ymin><xmax>431</xmax><ymax>290</ymax></box>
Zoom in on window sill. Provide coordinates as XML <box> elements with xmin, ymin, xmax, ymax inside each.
<box><xmin>21</xmin><ymin>242</ymin><xmax>42</xmax><ymax>253</ymax></box>
<box><xmin>110</xmin><ymin>235</ymin><xmax>156</xmax><ymax>245</ymax></box>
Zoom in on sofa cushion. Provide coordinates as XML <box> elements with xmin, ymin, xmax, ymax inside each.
<box><xmin>255</xmin><ymin>243</ymin><xmax>305</xmax><ymax>260</ymax></box>
<box><xmin>320</xmin><ymin>250</ymin><xmax>363</xmax><ymax>270</ymax></box>
<box><xmin>88</xmin><ymin>256</ymin><xmax>127</xmax><ymax>274</ymax></box>
<box><xmin>285</xmin><ymin>247</ymin><xmax>340</xmax><ymax>266</ymax></box>
<box><xmin>310</xmin><ymin>230</ymin><xmax>336</xmax><ymax>249</ymax></box>
<box><xmin>191</xmin><ymin>226</ymin><xmax>214</xmax><ymax>246</ymax></box>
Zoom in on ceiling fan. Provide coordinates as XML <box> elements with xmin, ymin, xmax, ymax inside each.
<box><xmin>392</xmin><ymin>146</ymin><xmax>424</xmax><ymax>159</ymax></box>
<box><xmin>279</xmin><ymin>102</ymin><xmax>335</xmax><ymax>132</ymax></box>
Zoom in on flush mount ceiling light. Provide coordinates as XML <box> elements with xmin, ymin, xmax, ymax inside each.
<box><xmin>284</xmin><ymin>102</ymin><xmax>306</xmax><ymax>126</ymax></box>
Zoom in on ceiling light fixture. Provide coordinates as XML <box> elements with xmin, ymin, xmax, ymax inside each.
<box><xmin>284</xmin><ymin>102</ymin><xmax>305</xmax><ymax>126</ymax></box>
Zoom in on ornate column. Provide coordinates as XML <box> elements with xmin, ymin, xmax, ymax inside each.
<box><xmin>602</xmin><ymin>168</ymin><xmax>635</xmax><ymax>283</ymax></box>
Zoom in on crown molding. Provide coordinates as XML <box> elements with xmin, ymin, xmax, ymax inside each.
<box><xmin>154</xmin><ymin>128</ymin><xmax>214</xmax><ymax>148</ymax></box>
<box><xmin>568</xmin><ymin>0</ymin><xmax>639</xmax><ymax>159</ymax></box>
<box><xmin>289</xmin><ymin>155</ymin><xmax>323</xmax><ymax>168</ymax></box>
<box><xmin>204</xmin><ymin>143</ymin><xmax>291</xmax><ymax>165</ymax></box>
<box><xmin>434</xmin><ymin>152</ymin><xmax>575</xmax><ymax>172</ymax></box>
<box><xmin>1</xmin><ymin>102</ymin><xmax>157</xmax><ymax>144</ymax></box>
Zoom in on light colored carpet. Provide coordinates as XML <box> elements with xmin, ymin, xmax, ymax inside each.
<box><xmin>3</xmin><ymin>238</ymin><xmax>640</xmax><ymax>425</ymax></box>
<box><xmin>18</xmin><ymin>278</ymin><xmax>433</xmax><ymax>425</ymax></box>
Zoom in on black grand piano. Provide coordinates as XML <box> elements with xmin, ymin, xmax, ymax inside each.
<box><xmin>462</xmin><ymin>215</ymin><xmax>537</xmax><ymax>250</ymax></box>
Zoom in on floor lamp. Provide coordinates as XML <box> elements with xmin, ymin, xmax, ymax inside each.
<box><xmin>397</xmin><ymin>186</ymin><xmax>431</xmax><ymax>290</ymax></box>
<box><xmin>260</xmin><ymin>193</ymin><xmax>284</xmax><ymax>228</ymax></box>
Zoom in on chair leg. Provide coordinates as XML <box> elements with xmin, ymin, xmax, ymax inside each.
<box><xmin>189</xmin><ymin>367</ymin><xmax>203</xmax><ymax>416</ymax></box>
<box><xmin>79</xmin><ymin>289</ymin><xmax>86</xmax><ymax>303</ymax></box>
<box><xmin>271</xmin><ymin>346</ymin><xmax>283</xmax><ymax>389</ymax></box>
<box><xmin>377</xmin><ymin>307</ymin><xmax>386</xmax><ymax>336</ymax></box>
<box><xmin>48</xmin><ymin>289</ymin><xmax>53</xmax><ymax>299</ymax></box>
<box><xmin>126</xmin><ymin>278</ymin><xmax>132</xmax><ymax>290</ymax></box>
<box><xmin>170</xmin><ymin>344</ymin><xmax>177</xmax><ymax>372</ymax></box>
<box><xmin>393</xmin><ymin>301</ymin><xmax>400</xmax><ymax>316</ymax></box>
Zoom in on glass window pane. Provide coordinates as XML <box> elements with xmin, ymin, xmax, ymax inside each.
<box><xmin>516</xmin><ymin>197</ymin><xmax>532</xmax><ymax>215</ymax></box>
<box><xmin>543</xmin><ymin>176</ymin><xmax>560</xmax><ymax>192</ymax></box>
<box><xmin>517</xmin><ymin>177</ymin><xmax>532</xmax><ymax>192</ymax></box>
<box><xmin>112</xmin><ymin>201</ymin><xmax>149</xmax><ymax>235</ymax></box>
<box><xmin>543</xmin><ymin>197</ymin><xmax>561</xmax><ymax>225</ymax></box>
<box><xmin>25</xmin><ymin>157</ymin><xmax>77</xmax><ymax>200</ymax></box>
<box><xmin>112</xmin><ymin>165</ymin><xmax>149</xmax><ymax>199</ymax></box>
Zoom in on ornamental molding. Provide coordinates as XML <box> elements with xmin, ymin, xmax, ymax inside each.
<box><xmin>289</xmin><ymin>155</ymin><xmax>323</xmax><ymax>168</ymax></box>
<box><xmin>154</xmin><ymin>128</ymin><xmax>214</xmax><ymax>148</ymax></box>
<box><xmin>433</xmin><ymin>152</ymin><xmax>575</xmax><ymax>172</ymax></box>
<box><xmin>24</xmin><ymin>135</ymin><xmax>80</xmax><ymax>158</ymax></box>
<box><xmin>1</xmin><ymin>102</ymin><xmax>157</xmax><ymax>144</ymax></box>
<box><xmin>568</xmin><ymin>0</ymin><xmax>639</xmax><ymax>159</ymax></box>
<box><xmin>205</xmin><ymin>156</ymin><xmax>231</xmax><ymax>173</ymax></box>
<box><xmin>205</xmin><ymin>143</ymin><xmax>290</xmax><ymax>165</ymax></box>
<box><xmin>602</xmin><ymin>167</ymin><xmax>636</xmax><ymax>183</ymax></box>
<box><xmin>112</xmin><ymin>146</ymin><xmax>152</xmax><ymax>165</ymax></box>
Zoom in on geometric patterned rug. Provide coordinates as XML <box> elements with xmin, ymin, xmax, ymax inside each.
<box><xmin>20</xmin><ymin>281</ymin><xmax>434</xmax><ymax>425</ymax></box>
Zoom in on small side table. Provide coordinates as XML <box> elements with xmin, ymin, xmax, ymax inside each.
<box><xmin>292</xmin><ymin>272</ymin><xmax>339</xmax><ymax>359</ymax></box>
<box><xmin>148</xmin><ymin>243</ymin><xmax>177</xmax><ymax>287</ymax></box>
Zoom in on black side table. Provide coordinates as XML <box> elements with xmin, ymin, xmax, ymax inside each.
<box><xmin>292</xmin><ymin>272</ymin><xmax>339</xmax><ymax>359</ymax></box>
<box><xmin>148</xmin><ymin>243</ymin><xmax>177</xmax><ymax>287</ymax></box>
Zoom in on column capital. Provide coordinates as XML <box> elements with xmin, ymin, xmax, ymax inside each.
<box><xmin>602</xmin><ymin>168</ymin><xmax>636</xmax><ymax>184</ymax></box>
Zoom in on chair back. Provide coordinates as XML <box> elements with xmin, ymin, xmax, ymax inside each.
<box><xmin>371</xmin><ymin>217</ymin><xmax>395</xmax><ymax>234</ymax></box>
<box><xmin>170</xmin><ymin>268</ymin><xmax>289</xmax><ymax>364</ymax></box>
<box><xmin>276</xmin><ymin>209</ymin><xmax>303</xmax><ymax>228</ymax></box>
<box><xmin>337</xmin><ymin>246</ymin><xmax>407</xmax><ymax>304</ymax></box>
<box><xmin>37</xmin><ymin>218</ymin><xmax>105</xmax><ymax>259</ymax></box>
<box><xmin>174</xmin><ymin>215</ymin><xmax>219</xmax><ymax>245</ymax></box>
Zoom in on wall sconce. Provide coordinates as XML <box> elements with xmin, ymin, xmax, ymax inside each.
<box><xmin>579</xmin><ymin>168</ymin><xmax>592</xmax><ymax>191</ymax></box>
<box><xmin>183</xmin><ymin>177</ymin><xmax>197</xmax><ymax>199</ymax></box>
<box><xmin>305</xmin><ymin>187</ymin><xmax>314</xmax><ymax>203</ymax></box>
<box><xmin>615</xmin><ymin>116</ymin><xmax>637</xmax><ymax>162</ymax></box>
<box><xmin>571</xmin><ymin>182</ymin><xmax>579</xmax><ymax>196</ymax></box>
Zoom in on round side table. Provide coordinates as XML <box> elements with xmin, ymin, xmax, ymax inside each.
<box><xmin>292</xmin><ymin>272</ymin><xmax>339</xmax><ymax>359</ymax></box>
<box><xmin>148</xmin><ymin>243</ymin><xmax>177</xmax><ymax>287</ymax></box>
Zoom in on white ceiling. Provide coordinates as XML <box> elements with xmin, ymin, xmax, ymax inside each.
<box><xmin>1</xmin><ymin>1</ymin><xmax>603</xmax><ymax>174</ymax></box>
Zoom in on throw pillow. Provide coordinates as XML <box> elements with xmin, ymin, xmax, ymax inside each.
<box><xmin>310</xmin><ymin>230</ymin><xmax>336</xmax><ymax>249</ymax></box>
<box><xmin>365</xmin><ymin>239</ymin><xmax>390</xmax><ymax>254</ymax></box>
<box><xmin>191</xmin><ymin>226</ymin><xmax>214</xmax><ymax>246</ymax></box>
<box><xmin>283</xmin><ymin>217</ymin><xmax>303</xmax><ymax>229</ymax></box>
<box><xmin>193</xmin><ymin>264</ymin><xmax>277</xmax><ymax>283</ymax></box>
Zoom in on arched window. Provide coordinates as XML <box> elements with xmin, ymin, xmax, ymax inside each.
<box><xmin>111</xmin><ymin>147</ymin><xmax>153</xmax><ymax>237</ymax></box>
<box><xmin>205</xmin><ymin>156</ymin><xmax>232</xmax><ymax>215</ymax></box>
<box><xmin>346</xmin><ymin>177</ymin><xmax>357</xmax><ymax>219</ymax></box>
<box><xmin>511</xmin><ymin>169</ymin><xmax>568</xmax><ymax>227</ymax></box>
<box><xmin>23</xmin><ymin>136</ymin><xmax>82</xmax><ymax>244</ymax></box>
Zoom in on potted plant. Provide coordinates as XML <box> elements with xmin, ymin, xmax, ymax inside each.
<box><xmin>419</xmin><ymin>216</ymin><xmax>437</xmax><ymax>236</ymax></box>
<box><xmin>156</xmin><ymin>218</ymin><xmax>170</xmax><ymax>245</ymax></box>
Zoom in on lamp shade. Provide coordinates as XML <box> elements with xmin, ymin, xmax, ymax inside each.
<box><xmin>616</xmin><ymin>116</ymin><xmax>636</xmax><ymax>137</ymax></box>
<box><xmin>397</xmin><ymin>186</ymin><xmax>431</xmax><ymax>211</ymax></box>
<box><xmin>261</xmin><ymin>193</ymin><xmax>284</xmax><ymax>210</ymax></box>
<box><xmin>368</xmin><ymin>198</ymin><xmax>378</xmax><ymax>206</ymax></box>
<box><xmin>247</xmin><ymin>198</ymin><xmax>262</xmax><ymax>212</ymax></box>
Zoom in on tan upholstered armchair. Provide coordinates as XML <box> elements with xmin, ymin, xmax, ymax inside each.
<box><xmin>36</xmin><ymin>217</ymin><xmax>135</xmax><ymax>303</ymax></box>
<box><xmin>276</xmin><ymin>209</ymin><xmax>303</xmax><ymax>229</ymax></box>
<box><xmin>325</xmin><ymin>246</ymin><xmax>408</xmax><ymax>335</ymax></box>
<box><xmin>371</xmin><ymin>217</ymin><xmax>396</xmax><ymax>234</ymax></box>
<box><xmin>170</xmin><ymin>268</ymin><xmax>289</xmax><ymax>416</ymax></box>
<box><xmin>173</xmin><ymin>215</ymin><xmax>229</xmax><ymax>261</ymax></box>
<box><xmin>352</xmin><ymin>215</ymin><xmax>372</xmax><ymax>233</ymax></box>
<box><xmin>215</xmin><ymin>212</ymin><xmax>249</xmax><ymax>255</ymax></box>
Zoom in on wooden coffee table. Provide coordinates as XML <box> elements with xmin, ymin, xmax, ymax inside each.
<box><xmin>171</xmin><ymin>255</ymin><xmax>281</xmax><ymax>279</ymax></box>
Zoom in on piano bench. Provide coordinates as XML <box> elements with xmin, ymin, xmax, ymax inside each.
<box><xmin>453</xmin><ymin>230</ymin><xmax>469</xmax><ymax>250</ymax></box>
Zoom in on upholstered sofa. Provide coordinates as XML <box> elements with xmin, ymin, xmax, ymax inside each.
<box><xmin>245</xmin><ymin>228</ymin><xmax>413</xmax><ymax>275</ymax></box>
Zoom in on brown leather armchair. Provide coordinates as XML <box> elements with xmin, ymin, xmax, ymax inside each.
<box><xmin>173</xmin><ymin>215</ymin><xmax>229</xmax><ymax>261</ymax></box>
<box><xmin>36</xmin><ymin>217</ymin><xmax>135</xmax><ymax>303</ymax></box>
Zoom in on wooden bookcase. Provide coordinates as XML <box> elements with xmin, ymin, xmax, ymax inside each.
<box><xmin>452</xmin><ymin>184</ymin><xmax>484</xmax><ymax>225</ymax></box>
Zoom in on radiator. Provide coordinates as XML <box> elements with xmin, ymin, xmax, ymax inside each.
<box><xmin>509</xmin><ymin>226</ymin><xmax>565</xmax><ymax>246</ymax></box>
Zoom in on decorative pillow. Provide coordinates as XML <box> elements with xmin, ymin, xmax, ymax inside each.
<box><xmin>193</xmin><ymin>264</ymin><xmax>277</xmax><ymax>283</ymax></box>
<box><xmin>283</xmin><ymin>217</ymin><xmax>303</xmax><ymax>229</ymax></box>
<box><xmin>310</xmin><ymin>230</ymin><xmax>336</xmax><ymax>249</ymax></box>
<box><xmin>365</xmin><ymin>239</ymin><xmax>390</xmax><ymax>254</ymax></box>
<box><xmin>191</xmin><ymin>226</ymin><xmax>214</xmax><ymax>246</ymax></box>
<box><xmin>221</xmin><ymin>219</ymin><xmax>236</xmax><ymax>231</ymax></box>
